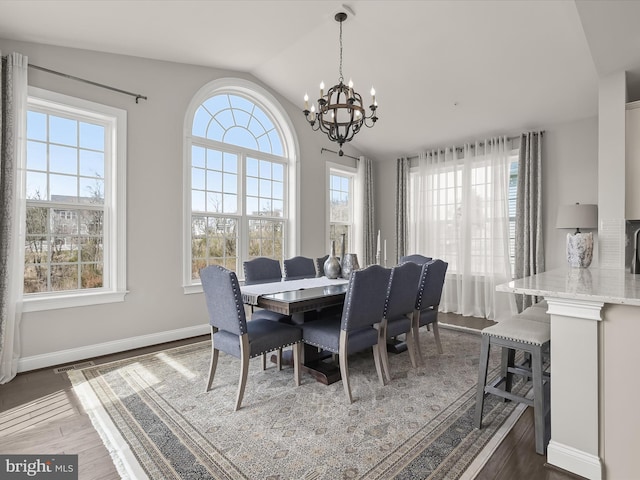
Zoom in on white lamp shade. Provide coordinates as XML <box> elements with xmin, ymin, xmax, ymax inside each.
<box><xmin>556</xmin><ymin>203</ymin><xmax>598</xmax><ymax>230</ymax></box>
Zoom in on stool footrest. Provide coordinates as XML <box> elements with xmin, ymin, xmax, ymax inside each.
<box><xmin>485</xmin><ymin>385</ymin><xmax>534</xmax><ymax>406</ymax></box>
<box><xmin>507</xmin><ymin>365</ymin><xmax>551</xmax><ymax>381</ymax></box>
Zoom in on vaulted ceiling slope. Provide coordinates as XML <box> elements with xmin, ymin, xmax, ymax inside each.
<box><xmin>1</xmin><ymin>0</ymin><xmax>639</xmax><ymax>160</ymax></box>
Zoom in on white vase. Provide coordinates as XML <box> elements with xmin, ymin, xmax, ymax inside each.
<box><xmin>566</xmin><ymin>232</ymin><xmax>593</xmax><ymax>268</ymax></box>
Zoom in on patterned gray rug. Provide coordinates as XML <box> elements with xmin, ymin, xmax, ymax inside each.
<box><xmin>68</xmin><ymin>328</ymin><xmax>526</xmax><ymax>480</ymax></box>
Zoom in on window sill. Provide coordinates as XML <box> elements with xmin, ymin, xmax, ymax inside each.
<box><xmin>23</xmin><ymin>290</ymin><xmax>129</xmax><ymax>313</ymax></box>
<box><xmin>183</xmin><ymin>284</ymin><xmax>203</xmax><ymax>295</ymax></box>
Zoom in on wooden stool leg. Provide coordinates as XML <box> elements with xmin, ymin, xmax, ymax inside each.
<box><xmin>474</xmin><ymin>335</ymin><xmax>491</xmax><ymax>429</ymax></box>
<box><xmin>503</xmin><ymin>347</ymin><xmax>516</xmax><ymax>398</ymax></box>
<box><xmin>532</xmin><ymin>346</ymin><xmax>546</xmax><ymax>455</ymax></box>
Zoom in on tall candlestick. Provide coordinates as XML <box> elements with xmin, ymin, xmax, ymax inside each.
<box><xmin>376</xmin><ymin>230</ymin><xmax>381</xmax><ymax>256</ymax></box>
<box><xmin>384</xmin><ymin>240</ymin><xmax>387</xmax><ymax>266</ymax></box>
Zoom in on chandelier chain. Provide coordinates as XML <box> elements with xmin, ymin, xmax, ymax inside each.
<box><xmin>338</xmin><ymin>17</ymin><xmax>344</xmax><ymax>83</ymax></box>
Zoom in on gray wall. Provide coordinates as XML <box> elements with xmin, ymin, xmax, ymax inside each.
<box><xmin>1</xmin><ymin>38</ymin><xmax>361</xmax><ymax>367</ymax></box>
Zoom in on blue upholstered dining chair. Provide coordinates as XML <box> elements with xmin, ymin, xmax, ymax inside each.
<box><xmin>379</xmin><ymin>261</ymin><xmax>422</xmax><ymax>383</ymax></box>
<box><xmin>283</xmin><ymin>256</ymin><xmax>316</xmax><ymax>279</ymax></box>
<box><xmin>242</xmin><ymin>257</ymin><xmax>290</xmax><ymax>370</ymax></box>
<box><xmin>399</xmin><ymin>254</ymin><xmax>433</xmax><ymax>265</ymax></box>
<box><xmin>302</xmin><ymin>264</ymin><xmax>392</xmax><ymax>404</ymax></box>
<box><xmin>200</xmin><ymin>265</ymin><xmax>303</xmax><ymax>411</ymax></box>
<box><xmin>412</xmin><ymin>259</ymin><xmax>448</xmax><ymax>362</ymax></box>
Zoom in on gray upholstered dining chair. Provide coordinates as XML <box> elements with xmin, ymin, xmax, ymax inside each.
<box><xmin>412</xmin><ymin>259</ymin><xmax>448</xmax><ymax>362</ymax></box>
<box><xmin>399</xmin><ymin>254</ymin><xmax>433</xmax><ymax>265</ymax></box>
<box><xmin>315</xmin><ymin>255</ymin><xmax>329</xmax><ymax>277</ymax></box>
<box><xmin>243</xmin><ymin>257</ymin><xmax>283</xmax><ymax>284</ymax></box>
<box><xmin>200</xmin><ymin>265</ymin><xmax>303</xmax><ymax>411</ymax></box>
<box><xmin>302</xmin><ymin>264</ymin><xmax>391</xmax><ymax>403</ymax></box>
<box><xmin>283</xmin><ymin>256</ymin><xmax>316</xmax><ymax>279</ymax></box>
<box><xmin>379</xmin><ymin>261</ymin><xmax>422</xmax><ymax>383</ymax></box>
<box><xmin>243</xmin><ymin>257</ymin><xmax>290</xmax><ymax>370</ymax></box>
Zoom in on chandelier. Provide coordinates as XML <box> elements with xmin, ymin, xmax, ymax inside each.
<box><xmin>303</xmin><ymin>11</ymin><xmax>378</xmax><ymax>156</ymax></box>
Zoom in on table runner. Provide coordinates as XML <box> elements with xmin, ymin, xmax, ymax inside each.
<box><xmin>240</xmin><ymin>276</ymin><xmax>348</xmax><ymax>305</ymax></box>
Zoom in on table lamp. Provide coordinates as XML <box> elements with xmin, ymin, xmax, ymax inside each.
<box><xmin>556</xmin><ymin>203</ymin><xmax>598</xmax><ymax>268</ymax></box>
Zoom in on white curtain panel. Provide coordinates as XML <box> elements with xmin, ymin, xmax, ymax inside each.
<box><xmin>0</xmin><ymin>52</ymin><xmax>28</xmax><ymax>383</ymax></box>
<box><xmin>410</xmin><ymin>138</ymin><xmax>515</xmax><ymax>321</ymax></box>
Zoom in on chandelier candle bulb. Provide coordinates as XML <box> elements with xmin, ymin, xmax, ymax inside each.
<box><xmin>304</xmin><ymin>93</ymin><xmax>309</xmax><ymax>111</ymax></box>
<box><xmin>370</xmin><ymin>87</ymin><xmax>376</xmax><ymax>104</ymax></box>
<box><xmin>320</xmin><ymin>82</ymin><xmax>324</xmax><ymax>97</ymax></box>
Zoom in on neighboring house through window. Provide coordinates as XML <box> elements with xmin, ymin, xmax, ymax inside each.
<box><xmin>183</xmin><ymin>78</ymin><xmax>298</xmax><ymax>291</ymax></box>
<box><xmin>23</xmin><ymin>88</ymin><xmax>127</xmax><ymax>312</ymax></box>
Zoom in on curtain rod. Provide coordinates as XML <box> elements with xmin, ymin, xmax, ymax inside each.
<box><xmin>28</xmin><ymin>64</ymin><xmax>148</xmax><ymax>103</ymax></box>
<box><xmin>321</xmin><ymin>147</ymin><xmax>359</xmax><ymax>160</ymax></box>
<box><xmin>405</xmin><ymin>132</ymin><xmax>544</xmax><ymax>160</ymax></box>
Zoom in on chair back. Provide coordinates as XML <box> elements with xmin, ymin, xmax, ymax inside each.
<box><xmin>341</xmin><ymin>264</ymin><xmax>391</xmax><ymax>332</ymax></box>
<box><xmin>315</xmin><ymin>255</ymin><xmax>328</xmax><ymax>277</ymax></box>
<box><xmin>284</xmin><ymin>256</ymin><xmax>316</xmax><ymax>279</ymax></box>
<box><xmin>243</xmin><ymin>257</ymin><xmax>282</xmax><ymax>284</ymax></box>
<box><xmin>416</xmin><ymin>259</ymin><xmax>448</xmax><ymax>311</ymax></box>
<box><xmin>400</xmin><ymin>254</ymin><xmax>433</xmax><ymax>265</ymax></box>
<box><xmin>200</xmin><ymin>265</ymin><xmax>246</xmax><ymax>336</ymax></box>
<box><xmin>384</xmin><ymin>261</ymin><xmax>422</xmax><ymax>320</ymax></box>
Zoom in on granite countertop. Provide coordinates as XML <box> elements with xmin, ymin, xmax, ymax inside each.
<box><xmin>496</xmin><ymin>268</ymin><xmax>640</xmax><ymax>306</ymax></box>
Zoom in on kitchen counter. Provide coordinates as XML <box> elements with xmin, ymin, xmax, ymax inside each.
<box><xmin>497</xmin><ymin>267</ymin><xmax>640</xmax><ymax>306</ymax></box>
<box><xmin>496</xmin><ymin>267</ymin><xmax>639</xmax><ymax>480</ymax></box>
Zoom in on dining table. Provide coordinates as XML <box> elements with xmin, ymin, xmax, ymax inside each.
<box><xmin>240</xmin><ymin>276</ymin><xmax>349</xmax><ymax>385</ymax></box>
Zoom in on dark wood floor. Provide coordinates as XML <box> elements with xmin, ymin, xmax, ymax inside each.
<box><xmin>0</xmin><ymin>314</ymin><xmax>583</xmax><ymax>480</ymax></box>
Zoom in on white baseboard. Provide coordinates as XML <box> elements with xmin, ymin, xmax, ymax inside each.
<box><xmin>547</xmin><ymin>440</ymin><xmax>603</xmax><ymax>480</ymax></box>
<box><xmin>17</xmin><ymin>324</ymin><xmax>210</xmax><ymax>373</ymax></box>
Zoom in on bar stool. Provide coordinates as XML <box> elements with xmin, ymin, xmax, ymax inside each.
<box><xmin>474</xmin><ymin>318</ymin><xmax>551</xmax><ymax>454</ymax></box>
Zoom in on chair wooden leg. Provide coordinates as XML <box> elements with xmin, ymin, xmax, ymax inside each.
<box><xmin>474</xmin><ymin>334</ymin><xmax>491</xmax><ymax>429</ymax></box>
<box><xmin>338</xmin><ymin>330</ymin><xmax>353</xmax><ymax>404</ymax></box>
<box><xmin>412</xmin><ymin>311</ymin><xmax>425</xmax><ymax>365</ymax></box>
<box><xmin>205</xmin><ymin>327</ymin><xmax>219</xmax><ymax>393</ymax></box>
<box><xmin>405</xmin><ymin>318</ymin><xmax>418</xmax><ymax>369</ymax></box>
<box><xmin>432</xmin><ymin>321</ymin><xmax>443</xmax><ymax>355</ymax></box>
<box><xmin>234</xmin><ymin>334</ymin><xmax>250</xmax><ymax>411</ymax></box>
<box><xmin>373</xmin><ymin>343</ymin><xmax>387</xmax><ymax>387</ymax></box>
<box><xmin>378</xmin><ymin>320</ymin><xmax>391</xmax><ymax>384</ymax></box>
<box><xmin>276</xmin><ymin>348</ymin><xmax>283</xmax><ymax>370</ymax></box>
<box><xmin>292</xmin><ymin>342</ymin><xmax>302</xmax><ymax>387</ymax></box>
<box><xmin>261</xmin><ymin>353</ymin><xmax>267</xmax><ymax>370</ymax></box>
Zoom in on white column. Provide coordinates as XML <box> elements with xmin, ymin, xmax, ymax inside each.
<box><xmin>545</xmin><ymin>297</ymin><xmax>604</xmax><ymax>480</ymax></box>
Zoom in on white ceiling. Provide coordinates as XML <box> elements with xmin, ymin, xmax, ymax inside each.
<box><xmin>1</xmin><ymin>0</ymin><xmax>639</xmax><ymax>159</ymax></box>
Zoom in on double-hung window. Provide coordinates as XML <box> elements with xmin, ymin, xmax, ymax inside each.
<box><xmin>184</xmin><ymin>79</ymin><xmax>297</xmax><ymax>290</ymax></box>
<box><xmin>23</xmin><ymin>88</ymin><xmax>127</xmax><ymax>311</ymax></box>
<box><xmin>327</xmin><ymin>165</ymin><xmax>355</xmax><ymax>254</ymax></box>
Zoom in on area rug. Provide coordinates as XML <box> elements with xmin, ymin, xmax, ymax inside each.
<box><xmin>68</xmin><ymin>328</ymin><xmax>527</xmax><ymax>480</ymax></box>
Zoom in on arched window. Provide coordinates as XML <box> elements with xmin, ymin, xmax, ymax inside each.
<box><xmin>183</xmin><ymin>78</ymin><xmax>298</xmax><ymax>290</ymax></box>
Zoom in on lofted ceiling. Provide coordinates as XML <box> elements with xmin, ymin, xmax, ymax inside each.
<box><xmin>0</xmin><ymin>0</ymin><xmax>639</xmax><ymax>160</ymax></box>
